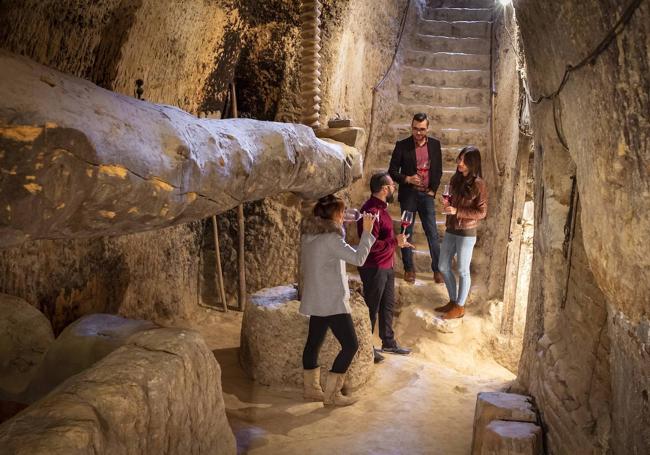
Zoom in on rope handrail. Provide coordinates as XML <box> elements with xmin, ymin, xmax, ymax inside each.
<box><xmin>363</xmin><ymin>0</ymin><xmax>412</xmax><ymax>168</ymax></box>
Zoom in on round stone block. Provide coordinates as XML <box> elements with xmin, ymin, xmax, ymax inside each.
<box><xmin>240</xmin><ymin>285</ymin><xmax>373</xmax><ymax>392</ymax></box>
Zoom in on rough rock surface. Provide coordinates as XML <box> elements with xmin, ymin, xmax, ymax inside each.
<box><xmin>239</xmin><ymin>285</ymin><xmax>373</xmax><ymax>392</ymax></box>
<box><xmin>0</xmin><ymin>50</ymin><xmax>361</xmax><ymax>248</ymax></box>
<box><xmin>471</xmin><ymin>392</ymin><xmax>538</xmax><ymax>455</ymax></box>
<box><xmin>23</xmin><ymin>313</ymin><xmax>156</xmax><ymax>403</ymax></box>
<box><xmin>0</xmin><ymin>327</ymin><xmax>236</xmax><ymax>455</ymax></box>
<box><xmin>481</xmin><ymin>420</ymin><xmax>542</xmax><ymax>455</ymax></box>
<box><xmin>514</xmin><ymin>1</ymin><xmax>650</xmax><ymax>453</ymax></box>
<box><xmin>0</xmin><ymin>294</ymin><xmax>54</xmax><ymax>397</ymax></box>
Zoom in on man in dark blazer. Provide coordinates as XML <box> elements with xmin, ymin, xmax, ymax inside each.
<box><xmin>388</xmin><ymin>112</ymin><xmax>444</xmax><ymax>284</ymax></box>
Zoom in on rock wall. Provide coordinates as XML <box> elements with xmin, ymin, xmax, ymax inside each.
<box><xmin>0</xmin><ymin>223</ymin><xmax>203</xmax><ymax>334</ymax></box>
<box><xmin>0</xmin><ymin>0</ymin><xmax>238</xmax><ymax>114</ymax></box>
<box><xmin>0</xmin><ymin>0</ymin><xmax>403</xmax><ymax>328</ymax></box>
<box><xmin>514</xmin><ymin>1</ymin><xmax>650</xmax><ymax>453</ymax></box>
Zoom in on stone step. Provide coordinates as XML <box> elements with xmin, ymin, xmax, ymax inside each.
<box><xmin>422</xmin><ymin>7</ymin><xmax>493</xmax><ymax>22</ymax></box>
<box><xmin>417</xmin><ymin>19</ymin><xmax>491</xmax><ymax>39</ymax></box>
<box><xmin>402</xmin><ymin>67</ymin><xmax>490</xmax><ymax>89</ymax></box>
<box><xmin>404</xmin><ymin>49</ymin><xmax>490</xmax><ymax>71</ymax></box>
<box><xmin>399</xmin><ymin>84</ymin><xmax>489</xmax><ymax>107</ymax></box>
<box><xmin>391</xmin><ymin>104</ymin><xmax>489</xmax><ymax>129</ymax></box>
<box><xmin>425</xmin><ymin>0</ymin><xmax>493</xmax><ymax>8</ymax></box>
<box><xmin>412</xmin><ymin>34</ymin><xmax>490</xmax><ymax>55</ymax></box>
<box><xmin>387</xmin><ymin>123</ymin><xmax>489</xmax><ymax>148</ymax></box>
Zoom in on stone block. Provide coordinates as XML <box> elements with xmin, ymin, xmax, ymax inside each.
<box><xmin>24</xmin><ymin>313</ymin><xmax>156</xmax><ymax>402</ymax></box>
<box><xmin>239</xmin><ymin>285</ymin><xmax>373</xmax><ymax>392</ymax></box>
<box><xmin>0</xmin><ymin>327</ymin><xmax>236</xmax><ymax>454</ymax></box>
<box><xmin>0</xmin><ymin>294</ymin><xmax>53</xmax><ymax>398</ymax></box>
<box><xmin>481</xmin><ymin>420</ymin><xmax>543</xmax><ymax>455</ymax></box>
<box><xmin>471</xmin><ymin>392</ymin><xmax>538</xmax><ymax>454</ymax></box>
<box><xmin>327</xmin><ymin>119</ymin><xmax>352</xmax><ymax>128</ymax></box>
<box><xmin>316</xmin><ymin>126</ymin><xmax>366</xmax><ymax>149</ymax></box>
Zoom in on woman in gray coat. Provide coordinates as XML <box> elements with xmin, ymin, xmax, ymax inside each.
<box><xmin>300</xmin><ymin>194</ymin><xmax>376</xmax><ymax>406</ymax></box>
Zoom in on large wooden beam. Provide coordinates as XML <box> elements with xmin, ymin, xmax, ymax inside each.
<box><xmin>0</xmin><ymin>51</ymin><xmax>361</xmax><ymax>248</ymax></box>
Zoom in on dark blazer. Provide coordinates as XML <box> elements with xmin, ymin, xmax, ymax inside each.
<box><xmin>388</xmin><ymin>136</ymin><xmax>443</xmax><ymax>211</ymax></box>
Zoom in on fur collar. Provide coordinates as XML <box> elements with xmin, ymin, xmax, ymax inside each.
<box><xmin>301</xmin><ymin>215</ymin><xmax>344</xmax><ymax>237</ymax></box>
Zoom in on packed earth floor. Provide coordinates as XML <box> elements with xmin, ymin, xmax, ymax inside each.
<box><xmin>182</xmin><ymin>276</ymin><xmax>515</xmax><ymax>455</ymax></box>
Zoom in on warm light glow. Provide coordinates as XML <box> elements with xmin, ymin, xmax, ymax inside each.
<box><xmin>499</xmin><ymin>0</ymin><xmax>512</xmax><ymax>5</ymax></box>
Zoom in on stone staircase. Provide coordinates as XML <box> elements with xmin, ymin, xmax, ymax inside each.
<box><xmin>376</xmin><ymin>0</ymin><xmax>494</xmax><ymax>274</ymax></box>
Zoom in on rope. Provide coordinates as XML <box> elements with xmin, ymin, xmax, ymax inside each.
<box><xmin>529</xmin><ymin>0</ymin><xmax>645</xmax><ymax>105</ymax></box>
<box><xmin>525</xmin><ymin>0</ymin><xmax>645</xmax><ymax>149</ymax></box>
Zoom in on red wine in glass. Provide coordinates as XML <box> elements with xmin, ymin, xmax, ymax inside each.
<box><xmin>400</xmin><ymin>210</ymin><xmax>414</xmax><ymax>234</ymax></box>
<box><xmin>441</xmin><ymin>184</ymin><xmax>451</xmax><ymax>214</ymax></box>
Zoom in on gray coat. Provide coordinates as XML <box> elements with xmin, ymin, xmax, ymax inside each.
<box><xmin>299</xmin><ymin>216</ymin><xmax>376</xmax><ymax>317</ymax></box>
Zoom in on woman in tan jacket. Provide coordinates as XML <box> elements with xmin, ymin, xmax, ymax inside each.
<box><xmin>435</xmin><ymin>146</ymin><xmax>488</xmax><ymax>319</ymax></box>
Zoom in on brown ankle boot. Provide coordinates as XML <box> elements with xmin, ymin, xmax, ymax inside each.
<box><xmin>435</xmin><ymin>301</ymin><xmax>456</xmax><ymax>313</ymax></box>
<box><xmin>442</xmin><ymin>303</ymin><xmax>465</xmax><ymax>319</ymax></box>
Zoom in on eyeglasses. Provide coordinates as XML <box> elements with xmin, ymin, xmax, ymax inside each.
<box><xmin>383</xmin><ymin>183</ymin><xmax>396</xmax><ymax>188</ymax></box>
<box><xmin>412</xmin><ymin>127</ymin><xmax>427</xmax><ymax>133</ymax></box>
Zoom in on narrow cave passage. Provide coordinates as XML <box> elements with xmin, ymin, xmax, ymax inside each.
<box><xmin>0</xmin><ymin>0</ymin><xmax>648</xmax><ymax>454</ymax></box>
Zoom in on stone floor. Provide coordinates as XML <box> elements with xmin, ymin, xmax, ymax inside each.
<box><xmin>179</xmin><ymin>274</ymin><xmax>515</xmax><ymax>455</ymax></box>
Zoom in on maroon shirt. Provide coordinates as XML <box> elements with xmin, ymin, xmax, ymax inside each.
<box><xmin>357</xmin><ymin>196</ymin><xmax>397</xmax><ymax>269</ymax></box>
<box><xmin>415</xmin><ymin>139</ymin><xmax>430</xmax><ymax>192</ymax></box>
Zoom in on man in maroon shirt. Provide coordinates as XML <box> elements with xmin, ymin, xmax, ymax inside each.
<box><xmin>357</xmin><ymin>172</ymin><xmax>413</xmax><ymax>362</ymax></box>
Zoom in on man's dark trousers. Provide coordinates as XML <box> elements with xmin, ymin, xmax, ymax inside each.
<box><xmin>358</xmin><ymin>267</ymin><xmax>396</xmax><ymax>349</ymax></box>
<box><xmin>401</xmin><ymin>192</ymin><xmax>440</xmax><ymax>273</ymax></box>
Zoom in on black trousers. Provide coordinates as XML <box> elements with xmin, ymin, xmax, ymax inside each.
<box><xmin>358</xmin><ymin>267</ymin><xmax>396</xmax><ymax>349</ymax></box>
<box><xmin>302</xmin><ymin>313</ymin><xmax>359</xmax><ymax>374</ymax></box>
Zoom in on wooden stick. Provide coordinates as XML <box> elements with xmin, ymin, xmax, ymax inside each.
<box><xmin>211</xmin><ymin>215</ymin><xmax>228</xmax><ymax>312</ymax></box>
<box><xmin>237</xmin><ymin>204</ymin><xmax>246</xmax><ymax>311</ymax></box>
<box><xmin>230</xmin><ymin>81</ymin><xmax>246</xmax><ymax>311</ymax></box>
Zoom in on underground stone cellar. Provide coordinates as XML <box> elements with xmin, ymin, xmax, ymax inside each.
<box><xmin>0</xmin><ymin>0</ymin><xmax>648</xmax><ymax>453</ymax></box>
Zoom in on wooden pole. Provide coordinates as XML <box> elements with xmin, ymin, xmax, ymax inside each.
<box><xmin>237</xmin><ymin>204</ymin><xmax>246</xmax><ymax>311</ymax></box>
<box><xmin>211</xmin><ymin>216</ymin><xmax>228</xmax><ymax>312</ymax></box>
<box><xmin>230</xmin><ymin>82</ymin><xmax>246</xmax><ymax>311</ymax></box>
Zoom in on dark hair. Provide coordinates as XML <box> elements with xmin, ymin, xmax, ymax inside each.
<box><xmin>369</xmin><ymin>171</ymin><xmax>391</xmax><ymax>194</ymax></box>
<box><xmin>313</xmin><ymin>194</ymin><xmax>345</xmax><ymax>220</ymax></box>
<box><xmin>450</xmin><ymin>146</ymin><xmax>482</xmax><ymax>199</ymax></box>
<box><xmin>412</xmin><ymin>112</ymin><xmax>429</xmax><ymax>126</ymax></box>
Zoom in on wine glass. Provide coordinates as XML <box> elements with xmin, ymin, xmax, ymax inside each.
<box><xmin>441</xmin><ymin>184</ymin><xmax>451</xmax><ymax>215</ymax></box>
<box><xmin>417</xmin><ymin>160</ymin><xmax>430</xmax><ymax>187</ymax></box>
<box><xmin>343</xmin><ymin>208</ymin><xmax>361</xmax><ymax>222</ymax></box>
<box><xmin>400</xmin><ymin>210</ymin><xmax>414</xmax><ymax>234</ymax></box>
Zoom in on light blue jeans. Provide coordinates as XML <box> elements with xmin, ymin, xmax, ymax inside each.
<box><xmin>438</xmin><ymin>233</ymin><xmax>477</xmax><ymax>307</ymax></box>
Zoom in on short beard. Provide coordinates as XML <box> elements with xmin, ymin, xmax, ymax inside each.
<box><xmin>386</xmin><ymin>192</ymin><xmax>395</xmax><ymax>204</ymax></box>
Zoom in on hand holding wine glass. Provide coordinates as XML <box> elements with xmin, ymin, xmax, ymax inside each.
<box><xmin>441</xmin><ymin>185</ymin><xmax>453</xmax><ymax>215</ymax></box>
<box><xmin>361</xmin><ymin>212</ymin><xmax>376</xmax><ymax>233</ymax></box>
<box><xmin>396</xmin><ymin>233</ymin><xmax>414</xmax><ymax>249</ymax></box>
<box><xmin>400</xmin><ymin>210</ymin><xmax>414</xmax><ymax>234</ymax></box>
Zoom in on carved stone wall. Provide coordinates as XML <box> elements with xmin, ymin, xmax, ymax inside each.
<box><xmin>514</xmin><ymin>1</ymin><xmax>650</xmax><ymax>453</ymax></box>
<box><xmin>0</xmin><ymin>0</ymin><xmax>405</xmax><ymax>328</ymax></box>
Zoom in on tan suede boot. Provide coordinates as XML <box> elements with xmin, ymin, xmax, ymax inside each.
<box><xmin>303</xmin><ymin>368</ymin><xmax>324</xmax><ymax>401</ymax></box>
<box><xmin>323</xmin><ymin>372</ymin><xmax>357</xmax><ymax>407</ymax></box>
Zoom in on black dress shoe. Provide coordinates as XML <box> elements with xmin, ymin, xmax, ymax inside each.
<box><xmin>382</xmin><ymin>345</ymin><xmax>412</xmax><ymax>355</ymax></box>
<box><xmin>373</xmin><ymin>348</ymin><xmax>385</xmax><ymax>364</ymax></box>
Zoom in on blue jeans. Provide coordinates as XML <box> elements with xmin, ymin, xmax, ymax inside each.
<box><xmin>400</xmin><ymin>192</ymin><xmax>440</xmax><ymax>273</ymax></box>
<box><xmin>438</xmin><ymin>233</ymin><xmax>476</xmax><ymax>306</ymax></box>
